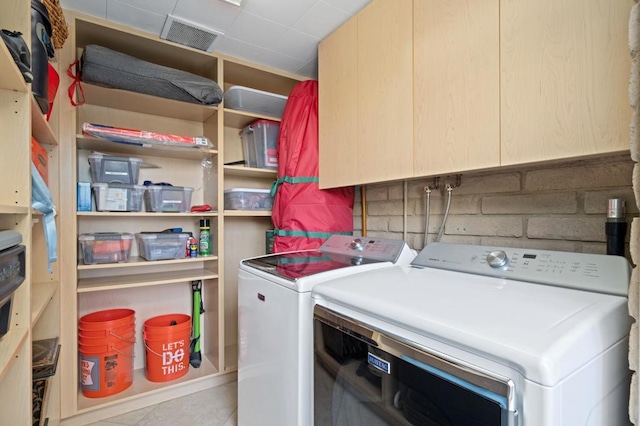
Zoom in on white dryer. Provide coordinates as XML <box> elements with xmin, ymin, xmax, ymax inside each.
<box><xmin>237</xmin><ymin>235</ymin><xmax>416</xmax><ymax>426</ymax></box>
<box><xmin>312</xmin><ymin>242</ymin><xmax>632</xmax><ymax>425</ymax></box>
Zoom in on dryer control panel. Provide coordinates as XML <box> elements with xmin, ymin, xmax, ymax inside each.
<box><xmin>412</xmin><ymin>242</ymin><xmax>630</xmax><ymax>296</ymax></box>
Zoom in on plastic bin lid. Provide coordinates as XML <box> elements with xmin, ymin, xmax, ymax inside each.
<box><xmin>224</xmin><ymin>188</ymin><xmax>271</xmax><ymax>194</ymax></box>
<box><xmin>92</xmin><ymin>183</ymin><xmax>146</xmax><ymax>189</ymax></box>
<box><xmin>249</xmin><ymin>119</ymin><xmax>280</xmax><ymax>128</ymax></box>
<box><xmin>135</xmin><ymin>232</ymin><xmax>190</xmax><ymax>240</ymax></box>
<box><xmin>145</xmin><ymin>185</ymin><xmax>194</xmax><ymax>192</ymax></box>
<box><xmin>88</xmin><ymin>152</ymin><xmax>143</xmax><ymax>163</ymax></box>
<box><xmin>0</xmin><ymin>230</ymin><xmax>22</xmax><ymax>252</ymax></box>
<box><xmin>225</xmin><ymin>86</ymin><xmax>288</xmax><ymax>100</ymax></box>
<box><xmin>79</xmin><ymin>232</ymin><xmax>135</xmax><ymax>241</ymax></box>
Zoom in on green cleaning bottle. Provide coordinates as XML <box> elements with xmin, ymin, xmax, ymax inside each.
<box><xmin>199</xmin><ymin>219</ymin><xmax>211</xmax><ymax>256</ymax></box>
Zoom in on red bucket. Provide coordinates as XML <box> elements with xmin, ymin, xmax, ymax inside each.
<box><xmin>143</xmin><ymin>314</ymin><xmax>191</xmax><ymax>382</ymax></box>
<box><xmin>79</xmin><ymin>309</ymin><xmax>135</xmax><ymax>331</ymax></box>
<box><xmin>79</xmin><ymin>337</ymin><xmax>134</xmax><ymax>398</ymax></box>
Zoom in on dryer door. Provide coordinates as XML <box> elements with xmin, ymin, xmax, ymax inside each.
<box><xmin>313</xmin><ymin>306</ymin><xmax>518</xmax><ymax>426</ymax></box>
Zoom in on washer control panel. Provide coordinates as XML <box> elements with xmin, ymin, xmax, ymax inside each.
<box><xmin>412</xmin><ymin>242</ymin><xmax>630</xmax><ymax>296</ymax></box>
<box><xmin>320</xmin><ymin>235</ymin><xmax>413</xmax><ymax>263</ymax></box>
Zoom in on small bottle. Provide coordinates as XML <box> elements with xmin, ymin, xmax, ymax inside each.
<box><xmin>188</xmin><ymin>235</ymin><xmax>198</xmax><ymax>258</ymax></box>
<box><xmin>199</xmin><ymin>219</ymin><xmax>211</xmax><ymax>256</ymax></box>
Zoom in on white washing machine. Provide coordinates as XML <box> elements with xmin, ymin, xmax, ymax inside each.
<box><xmin>312</xmin><ymin>242</ymin><xmax>632</xmax><ymax>425</ymax></box>
<box><xmin>237</xmin><ymin>235</ymin><xmax>416</xmax><ymax>426</ymax></box>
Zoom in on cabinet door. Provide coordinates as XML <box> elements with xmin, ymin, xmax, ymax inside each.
<box><xmin>319</xmin><ymin>0</ymin><xmax>413</xmax><ymax>188</ymax></box>
<box><xmin>501</xmin><ymin>0</ymin><xmax>631</xmax><ymax>165</ymax></box>
<box><xmin>413</xmin><ymin>0</ymin><xmax>500</xmax><ymax>177</ymax></box>
<box><xmin>357</xmin><ymin>0</ymin><xmax>413</xmax><ymax>185</ymax></box>
<box><xmin>318</xmin><ymin>15</ymin><xmax>358</xmax><ymax>189</ymax></box>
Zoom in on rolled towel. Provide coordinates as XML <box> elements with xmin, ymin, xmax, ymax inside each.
<box><xmin>631</xmin><ymin>322</ymin><xmax>639</xmax><ymax>371</ymax></box>
<box><xmin>631</xmin><ymin>373</ymin><xmax>638</xmax><ymax>425</ymax></box>
<box><xmin>632</xmin><ymin>110</ymin><xmax>640</xmax><ymax>162</ymax></box>
<box><xmin>631</xmin><ymin>218</ymin><xmax>640</xmax><ymax>265</ymax></box>
<box><xmin>631</xmin><ymin>55</ymin><xmax>640</xmax><ymax>110</ymax></box>
<box><xmin>631</xmin><ymin>3</ymin><xmax>640</xmax><ymax>57</ymax></box>
<box><xmin>631</xmin><ymin>268</ymin><xmax>639</xmax><ymax>319</ymax></box>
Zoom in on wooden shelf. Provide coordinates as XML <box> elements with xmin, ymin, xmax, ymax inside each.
<box><xmin>78</xmin><ymin>268</ymin><xmax>218</xmax><ymax>293</ymax></box>
<box><xmin>77</xmin><ymin>255</ymin><xmax>218</xmax><ymax>271</ymax></box>
<box><xmin>223</xmin><ymin>165</ymin><xmax>277</xmax><ymax>178</ymax></box>
<box><xmin>77</xmin><ymin>211</ymin><xmax>219</xmax><ymax>218</ymax></box>
<box><xmin>31</xmin><ymin>281</ymin><xmax>59</xmax><ymax>326</ymax></box>
<box><xmin>76</xmin><ymin>353</ymin><xmax>219</xmax><ymax>412</ymax></box>
<box><xmin>224</xmin><ymin>210</ymin><xmax>272</xmax><ymax>217</ymax></box>
<box><xmin>0</xmin><ymin>205</ymin><xmax>29</xmax><ymax>214</ymax></box>
<box><xmin>0</xmin><ymin>327</ymin><xmax>28</xmax><ymax>382</ymax></box>
<box><xmin>82</xmin><ymin>83</ymin><xmax>219</xmax><ymax>122</ymax></box>
<box><xmin>223</xmin><ymin>108</ymin><xmax>281</xmax><ymax>129</ymax></box>
<box><xmin>0</xmin><ymin>41</ymin><xmax>28</xmax><ymax>93</ymax></box>
<box><xmin>76</xmin><ymin>135</ymin><xmax>217</xmax><ymax>161</ymax></box>
<box><xmin>32</xmin><ymin>98</ymin><xmax>58</xmax><ymax>146</ymax></box>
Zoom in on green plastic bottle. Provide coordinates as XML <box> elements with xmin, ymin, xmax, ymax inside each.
<box><xmin>199</xmin><ymin>219</ymin><xmax>211</xmax><ymax>256</ymax></box>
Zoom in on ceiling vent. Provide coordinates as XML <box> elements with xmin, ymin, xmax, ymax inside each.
<box><xmin>160</xmin><ymin>15</ymin><xmax>224</xmax><ymax>52</ymax></box>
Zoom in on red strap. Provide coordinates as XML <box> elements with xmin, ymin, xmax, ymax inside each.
<box><xmin>67</xmin><ymin>60</ymin><xmax>85</xmax><ymax>107</ymax></box>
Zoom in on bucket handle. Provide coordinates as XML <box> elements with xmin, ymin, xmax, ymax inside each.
<box><xmin>144</xmin><ymin>341</ymin><xmax>165</xmax><ymax>359</ymax></box>
<box><xmin>109</xmin><ymin>331</ymin><xmax>136</xmax><ymax>344</ymax></box>
<box><xmin>113</xmin><ymin>346</ymin><xmax>135</xmax><ymax>358</ymax></box>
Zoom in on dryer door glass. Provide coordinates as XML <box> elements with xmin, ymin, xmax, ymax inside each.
<box><xmin>313</xmin><ymin>307</ymin><xmax>517</xmax><ymax>426</ymax></box>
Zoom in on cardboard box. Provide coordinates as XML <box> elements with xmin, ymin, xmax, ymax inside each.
<box><xmin>31</xmin><ymin>137</ymin><xmax>48</xmax><ymax>185</ymax></box>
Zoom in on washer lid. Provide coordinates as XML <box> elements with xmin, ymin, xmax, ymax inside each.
<box><xmin>311</xmin><ymin>266</ymin><xmax>631</xmax><ymax>386</ymax></box>
<box><xmin>242</xmin><ymin>250</ymin><xmax>384</xmax><ymax>283</ymax></box>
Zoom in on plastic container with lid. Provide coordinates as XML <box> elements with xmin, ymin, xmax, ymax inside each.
<box><xmin>240</xmin><ymin>120</ymin><xmax>279</xmax><ymax>169</ymax></box>
<box><xmin>92</xmin><ymin>183</ymin><xmax>145</xmax><ymax>212</ymax></box>
<box><xmin>0</xmin><ymin>231</ymin><xmax>25</xmax><ymax>338</ymax></box>
<box><xmin>144</xmin><ymin>185</ymin><xmax>194</xmax><ymax>213</ymax></box>
<box><xmin>79</xmin><ymin>233</ymin><xmax>134</xmax><ymax>264</ymax></box>
<box><xmin>135</xmin><ymin>233</ymin><xmax>190</xmax><ymax>261</ymax></box>
<box><xmin>224</xmin><ymin>86</ymin><xmax>288</xmax><ymax>118</ymax></box>
<box><xmin>224</xmin><ymin>188</ymin><xmax>273</xmax><ymax>211</ymax></box>
<box><xmin>88</xmin><ymin>153</ymin><xmax>143</xmax><ymax>184</ymax></box>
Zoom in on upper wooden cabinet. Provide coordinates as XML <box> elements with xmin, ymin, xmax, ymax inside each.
<box><xmin>414</xmin><ymin>0</ymin><xmax>500</xmax><ymax>177</ymax></box>
<box><xmin>319</xmin><ymin>0</ymin><xmax>413</xmax><ymax>188</ymax></box>
<box><xmin>319</xmin><ymin>0</ymin><xmax>632</xmax><ymax>188</ymax></box>
<box><xmin>500</xmin><ymin>0</ymin><xmax>631</xmax><ymax>165</ymax></box>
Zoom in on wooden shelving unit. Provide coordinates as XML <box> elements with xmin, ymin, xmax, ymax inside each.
<box><xmin>0</xmin><ymin>2</ymin><xmax>62</xmax><ymax>424</ymax></box>
<box><xmin>56</xmin><ymin>11</ymin><xmax>303</xmax><ymax>424</ymax></box>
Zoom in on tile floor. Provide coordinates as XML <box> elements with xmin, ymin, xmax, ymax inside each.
<box><xmin>87</xmin><ymin>381</ymin><xmax>237</xmax><ymax>426</ymax></box>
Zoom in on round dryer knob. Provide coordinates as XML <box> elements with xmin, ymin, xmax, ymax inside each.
<box><xmin>486</xmin><ymin>250</ymin><xmax>508</xmax><ymax>268</ymax></box>
<box><xmin>349</xmin><ymin>238</ymin><xmax>364</xmax><ymax>252</ymax></box>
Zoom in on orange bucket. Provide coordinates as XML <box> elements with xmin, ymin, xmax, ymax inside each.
<box><xmin>79</xmin><ymin>338</ymin><xmax>134</xmax><ymax>398</ymax></box>
<box><xmin>143</xmin><ymin>314</ymin><xmax>191</xmax><ymax>382</ymax></box>
<box><xmin>79</xmin><ymin>309</ymin><xmax>135</xmax><ymax>331</ymax></box>
<box><xmin>79</xmin><ymin>328</ymin><xmax>135</xmax><ymax>346</ymax></box>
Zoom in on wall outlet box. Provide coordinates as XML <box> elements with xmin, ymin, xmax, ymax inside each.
<box><xmin>77</xmin><ymin>182</ymin><xmax>92</xmax><ymax>211</ymax></box>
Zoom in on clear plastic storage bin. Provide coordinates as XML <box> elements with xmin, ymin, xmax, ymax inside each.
<box><xmin>88</xmin><ymin>153</ymin><xmax>143</xmax><ymax>184</ymax></box>
<box><xmin>241</xmin><ymin>120</ymin><xmax>279</xmax><ymax>169</ymax></box>
<box><xmin>224</xmin><ymin>86</ymin><xmax>288</xmax><ymax>118</ymax></box>
<box><xmin>92</xmin><ymin>183</ymin><xmax>145</xmax><ymax>212</ymax></box>
<box><xmin>135</xmin><ymin>233</ymin><xmax>190</xmax><ymax>261</ymax></box>
<box><xmin>79</xmin><ymin>233</ymin><xmax>134</xmax><ymax>264</ymax></box>
<box><xmin>224</xmin><ymin>188</ymin><xmax>273</xmax><ymax>210</ymax></box>
<box><xmin>144</xmin><ymin>185</ymin><xmax>194</xmax><ymax>213</ymax></box>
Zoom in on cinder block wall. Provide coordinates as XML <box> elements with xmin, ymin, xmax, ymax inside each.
<box><xmin>354</xmin><ymin>154</ymin><xmax>636</xmax><ymax>255</ymax></box>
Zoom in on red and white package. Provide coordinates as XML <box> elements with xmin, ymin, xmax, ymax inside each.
<box><xmin>82</xmin><ymin>123</ymin><xmax>213</xmax><ymax>149</ymax></box>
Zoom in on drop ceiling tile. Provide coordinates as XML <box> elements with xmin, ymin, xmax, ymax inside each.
<box><xmin>319</xmin><ymin>0</ymin><xmax>371</xmax><ymax>15</ymax></box>
<box><xmin>242</xmin><ymin>0</ymin><xmax>317</xmax><ymax>27</ymax></box>
<box><xmin>271</xmin><ymin>29</ymin><xmax>319</xmax><ymax>62</ymax></box>
<box><xmin>107</xmin><ymin>0</ymin><xmax>167</xmax><ymax>35</ymax></box>
<box><xmin>60</xmin><ymin>0</ymin><xmax>107</xmax><ymax>17</ymax></box>
<box><xmin>296</xmin><ymin>57</ymin><xmax>318</xmax><ymax>79</ymax></box>
<box><xmin>224</xmin><ymin>11</ymin><xmax>288</xmax><ymax>48</ymax></box>
<box><xmin>114</xmin><ymin>0</ymin><xmax>178</xmax><ymax>15</ymax></box>
<box><xmin>293</xmin><ymin>2</ymin><xmax>349</xmax><ymax>39</ymax></box>
<box><xmin>173</xmin><ymin>0</ymin><xmax>241</xmax><ymax>32</ymax></box>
